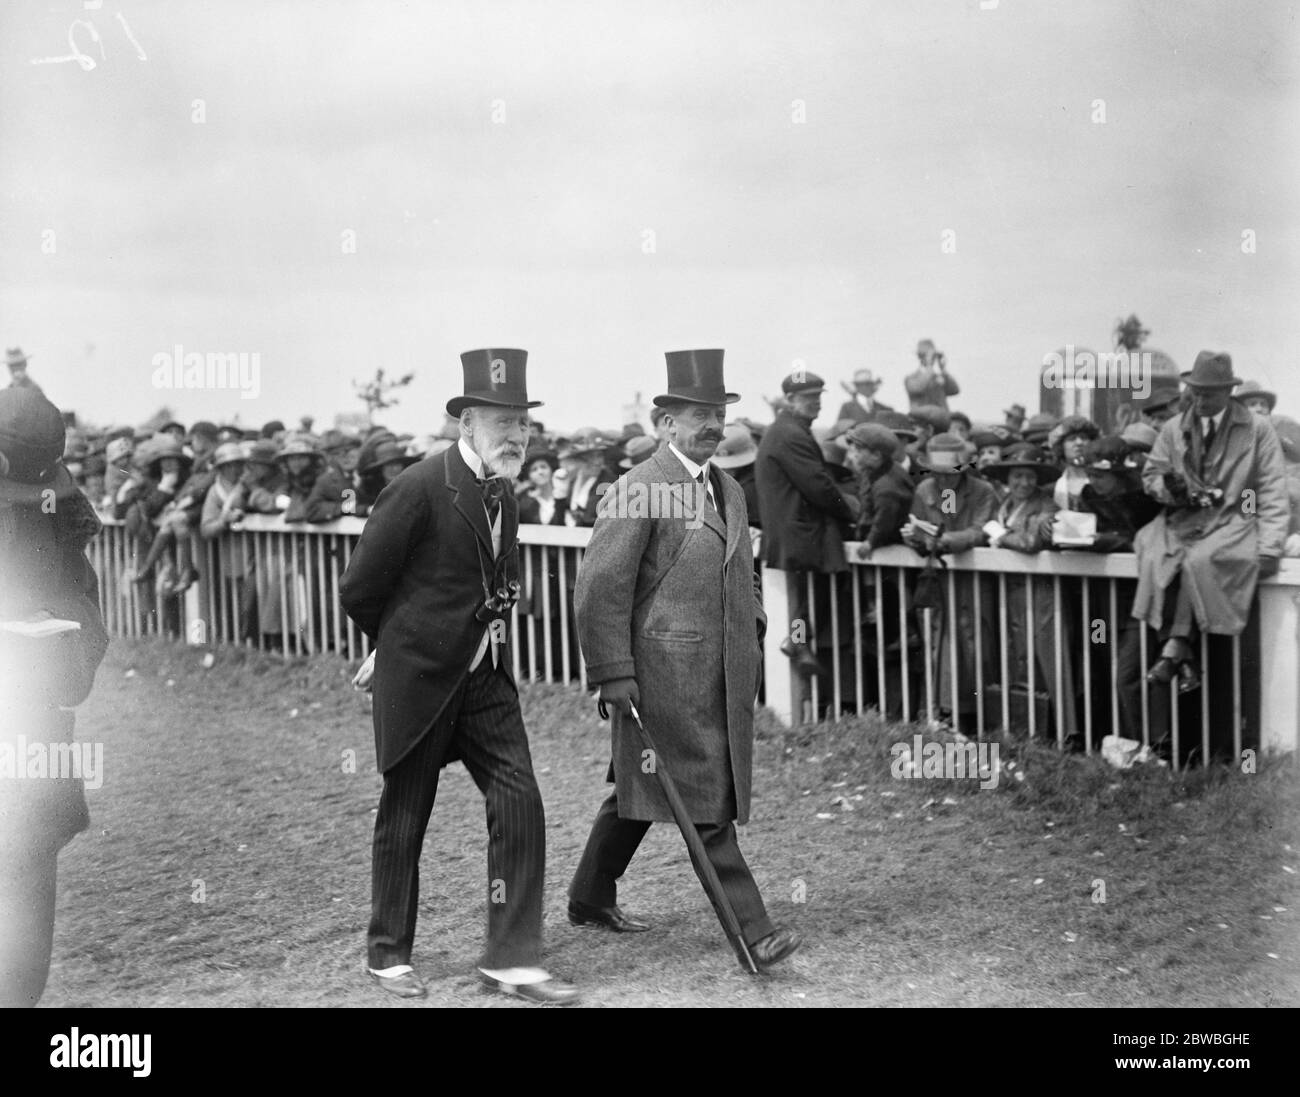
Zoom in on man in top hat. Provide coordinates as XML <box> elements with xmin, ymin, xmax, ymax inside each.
<box><xmin>5</xmin><ymin>348</ymin><xmax>42</xmax><ymax>395</ymax></box>
<box><xmin>1133</xmin><ymin>351</ymin><xmax>1288</xmax><ymax>696</ymax></box>
<box><xmin>755</xmin><ymin>369</ymin><xmax>859</xmax><ymax>676</ymax></box>
<box><xmin>836</xmin><ymin>368</ymin><xmax>893</xmax><ymax>425</ymax></box>
<box><xmin>569</xmin><ymin>349</ymin><xmax>801</xmax><ymax>972</ymax></box>
<box><xmin>903</xmin><ymin>339</ymin><xmax>959</xmax><ymax>413</ymax></box>
<box><xmin>340</xmin><ymin>348</ymin><xmax>578</xmax><ymax>1005</ymax></box>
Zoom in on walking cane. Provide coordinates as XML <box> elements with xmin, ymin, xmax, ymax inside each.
<box><xmin>598</xmin><ymin>697</ymin><xmax>760</xmax><ymax>974</ymax></box>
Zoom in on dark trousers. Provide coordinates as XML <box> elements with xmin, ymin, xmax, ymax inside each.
<box><xmin>569</xmin><ymin>791</ymin><xmax>776</xmax><ymax>946</ymax></box>
<box><xmin>368</xmin><ymin>659</ymin><xmax>545</xmax><ymax>970</ymax></box>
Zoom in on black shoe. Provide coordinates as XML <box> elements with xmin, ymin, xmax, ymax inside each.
<box><xmin>369</xmin><ymin>968</ymin><xmax>427</xmax><ymax>999</ymax></box>
<box><xmin>478</xmin><ymin>972</ymin><xmax>581</xmax><ymax>1006</ymax></box>
<box><xmin>750</xmin><ymin>926</ymin><xmax>802</xmax><ymax>971</ymax></box>
<box><xmin>568</xmin><ymin>898</ymin><xmax>651</xmax><ymax>933</ymax></box>
<box><xmin>1146</xmin><ymin>657</ymin><xmax>1179</xmax><ymax>687</ymax></box>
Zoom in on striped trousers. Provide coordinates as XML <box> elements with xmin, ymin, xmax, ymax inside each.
<box><xmin>367</xmin><ymin>659</ymin><xmax>545</xmax><ymax>970</ymax></box>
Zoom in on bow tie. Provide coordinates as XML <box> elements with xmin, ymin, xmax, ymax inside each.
<box><xmin>477</xmin><ymin>475</ymin><xmax>508</xmax><ymax>509</ymax></box>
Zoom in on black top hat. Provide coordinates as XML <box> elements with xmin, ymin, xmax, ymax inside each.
<box><xmin>653</xmin><ymin>350</ymin><xmax>740</xmax><ymax>407</ymax></box>
<box><xmin>447</xmin><ymin>348</ymin><xmax>543</xmax><ymax>417</ymax></box>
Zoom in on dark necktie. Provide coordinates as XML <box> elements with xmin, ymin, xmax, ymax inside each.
<box><xmin>697</xmin><ymin>470</ymin><xmax>717</xmax><ymax>514</ymax></box>
<box><xmin>1202</xmin><ymin>419</ymin><xmax>1216</xmax><ymax>473</ymax></box>
<box><xmin>478</xmin><ymin>475</ymin><xmax>507</xmax><ymax>525</ymax></box>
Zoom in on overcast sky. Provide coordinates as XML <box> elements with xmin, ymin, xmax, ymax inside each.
<box><xmin>2</xmin><ymin>0</ymin><xmax>1296</xmax><ymax>435</ymax></box>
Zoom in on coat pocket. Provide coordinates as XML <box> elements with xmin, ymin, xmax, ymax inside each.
<box><xmin>642</xmin><ymin>628</ymin><xmax>704</xmax><ymax>643</ymax></box>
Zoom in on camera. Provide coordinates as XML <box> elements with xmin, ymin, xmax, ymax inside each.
<box><xmin>475</xmin><ymin>578</ymin><xmax>521</xmax><ymax>623</ymax></box>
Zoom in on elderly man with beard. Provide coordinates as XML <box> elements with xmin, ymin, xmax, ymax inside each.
<box><xmin>569</xmin><ymin>349</ymin><xmax>801</xmax><ymax>972</ymax></box>
<box><xmin>340</xmin><ymin>349</ymin><xmax>578</xmax><ymax>1005</ymax></box>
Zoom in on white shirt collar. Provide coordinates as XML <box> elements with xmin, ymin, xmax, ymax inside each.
<box><xmin>668</xmin><ymin>442</ymin><xmax>711</xmax><ymax>482</ymax></box>
<box><xmin>458</xmin><ymin>437</ymin><xmax>485</xmax><ymax>478</ymax></box>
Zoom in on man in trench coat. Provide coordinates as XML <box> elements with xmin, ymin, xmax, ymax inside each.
<box><xmin>1132</xmin><ymin>351</ymin><xmax>1287</xmax><ymax>689</ymax></box>
<box><xmin>568</xmin><ymin>349</ymin><xmax>801</xmax><ymax>971</ymax></box>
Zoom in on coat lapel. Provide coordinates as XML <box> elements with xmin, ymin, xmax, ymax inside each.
<box><xmin>445</xmin><ymin>443</ymin><xmax>493</xmax><ymax>556</ymax></box>
<box><xmin>719</xmin><ymin>470</ymin><xmax>743</xmax><ymax>564</ymax></box>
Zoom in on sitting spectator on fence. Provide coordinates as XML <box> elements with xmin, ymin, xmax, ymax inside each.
<box><xmin>903</xmin><ymin>433</ymin><xmax>997</xmax><ymax>727</ymax></box>
<box><xmin>1133</xmin><ymin>351</ymin><xmax>1288</xmax><ymax>696</ymax></box>
<box><xmin>352</xmin><ymin>440</ymin><xmax>417</xmax><ymax>517</ymax></box>
<box><xmin>1050</xmin><ymin>415</ymin><xmax>1100</xmax><ymax>510</ymax></box>
<box><xmin>278</xmin><ymin>434</ymin><xmax>345</xmax><ymax>523</ymax></box>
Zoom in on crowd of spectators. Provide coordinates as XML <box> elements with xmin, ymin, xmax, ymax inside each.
<box><xmin>16</xmin><ymin>337</ymin><xmax>1300</xmax><ymax>756</ymax></box>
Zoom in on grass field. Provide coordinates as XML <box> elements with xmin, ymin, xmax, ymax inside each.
<box><xmin>37</xmin><ymin>637</ymin><xmax>1300</xmax><ymax>1008</ymax></box>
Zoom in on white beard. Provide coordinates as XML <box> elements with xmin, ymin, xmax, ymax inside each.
<box><xmin>481</xmin><ymin>442</ymin><xmax>524</xmax><ymax>481</ymax></box>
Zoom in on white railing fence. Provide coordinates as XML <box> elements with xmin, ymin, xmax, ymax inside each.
<box><xmin>91</xmin><ymin>518</ymin><xmax>1299</xmax><ymax>763</ymax></box>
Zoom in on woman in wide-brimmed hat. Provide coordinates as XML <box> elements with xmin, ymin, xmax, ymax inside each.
<box><xmin>0</xmin><ymin>387</ymin><xmax>109</xmax><ymax>1006</ymax></box>
<box><xmin>353</xmin><ymin>440</ymin><xmax>419</xmax><ymax>517</ymax></box>
<box><xmin>276</xmin><ymin>433</ymin><xmax>345</xmax><ymax>524</ymax></box>
<box><xmin>116</xmin><ymin>434</ymin><xmax>197</xmax><ymax>593</ymax></box>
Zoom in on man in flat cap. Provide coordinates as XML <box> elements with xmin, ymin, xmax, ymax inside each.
<box><xmin>340</xmin><ymin>349</ymin><xmax>578</xmax><ymax>1005</ymax></box>
<box><xmin>570</xmin><ymin>349</ymin><xmax>801</xmax><ymax>972</ymax></box>
<box><xmin>756</xmin><ymin>369</ymin><xmax>859</xmax><ymax>676</ymax></box>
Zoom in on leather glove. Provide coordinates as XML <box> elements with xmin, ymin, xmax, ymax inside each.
<box><xmin>1258</xmin><ymin>556</ymin><xmax>1280</xmax><ymax>579</ymax></box>
<box><xmin>598</xmin><ymin>676</ymin><xmax>640</xmax><ymax>716</ymax></box>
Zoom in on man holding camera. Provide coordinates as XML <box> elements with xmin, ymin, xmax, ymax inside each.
<box><xmin>903</xmin><ymin>339</ymin><xmax>960</xmax><ymax>413</ymax></box>
<box><xmin>340</xmin><ymin>349</ymin><xmax>579</xmax><ymax>1005</ymax></box>
<box><xmin>1132</xmin><ymin>351</ymin><xmax>1287</xmax><ymax>691</ymax></box>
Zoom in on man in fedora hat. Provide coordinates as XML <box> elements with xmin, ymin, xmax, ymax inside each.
<box><xmin>340</xmin><ymin>348</ymin><xmax>578</xmax><ymax>1005</ymax></box>
<box><xmin>0</xmin><ymin>388</ymin><xmax>108</xmax><ymax>1005</ymax></box>
<box><xmin>836</xmin><ymin>368</ymin><xmax>893</xmax><ymax>425</ymax></box>
<box><xmin>569</xmin><ymin>349</ymin><xmax>801</xmax><ymax>972</ymax></box>
<box><xmin>5</xmin><ymin>348</ymin><xmax>43</xmax><ymax>395</ymax></box>
<box><xmin>755</xmin><ymin>369</ymin><xmax>859</xmax><ymax>677</ymax></box>
<box><xmin>1133</xmin><ymin>351</ymin><xmax>1288</xmax><ymax>699</ymax></box>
